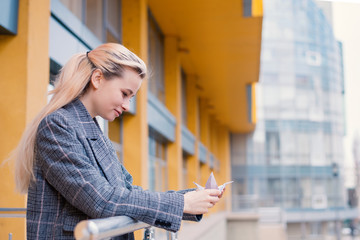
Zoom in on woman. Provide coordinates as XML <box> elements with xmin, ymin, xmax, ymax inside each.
<box><xmin>14</xmin><ymin>43</ymin><xmax>221</xmax><ymax>239</ymax></box>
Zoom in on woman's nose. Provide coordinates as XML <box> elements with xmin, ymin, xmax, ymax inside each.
<box><xmin>122</xmin><ymin>100</ymin><xmax>130</xmax><ymax>112</ymax></box>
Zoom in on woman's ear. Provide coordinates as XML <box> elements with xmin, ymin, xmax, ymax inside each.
<box><xmin>90</xmin><ymin>69</ymin><xmax>103</xmax><ymax>89</ymax></box>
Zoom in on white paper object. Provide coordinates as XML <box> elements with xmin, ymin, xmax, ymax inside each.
<box><xmin>193</xmin><ymin>172</ymin><xmax>233</xmax><ymax>192</ymax></box>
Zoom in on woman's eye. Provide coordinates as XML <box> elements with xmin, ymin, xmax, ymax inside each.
<box><xmin>122</xmin><ymin>91</ymin><xmax>128</xmax><ymax>97</ymax></box>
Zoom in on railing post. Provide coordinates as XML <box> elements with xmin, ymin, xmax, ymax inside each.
<box><xmin>143</xmin><ymin>227</ymin><xmax>155</xmax><ymax>240</ymax></box>
<box><xmin>167</xmin><ymin>231</ymin><xmax>178</xmax><ymax>240</ymax></box>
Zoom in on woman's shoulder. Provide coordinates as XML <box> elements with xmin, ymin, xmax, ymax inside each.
<box><xmin>45</xmin><ymin>106</ymin><xmax>72</xmax><ymax>124</ymax></box>
<box><xmin>38</xmin><ymin>104</ymin><xmax>78</xmax><ymax>133</ymax></box>
<box><xmin>37</xmin><ymin>99</ymin><xmax>95</xmax><ymax>138</ymax></box>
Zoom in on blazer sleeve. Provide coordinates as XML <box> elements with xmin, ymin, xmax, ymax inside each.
<box><xmin>35</xmin><ymin>113</ymin><xmax>184</xmax><ymax>232</ymax></box>
<box><xmin>167</xmin><ymin>189</ymin><xmax>203</xmax><ymax>222</ymax></box>
<box><xmin>130</xmin><ymin>181</ymin><xmax>203</xmax><ymax>224</ymax></box>
<box><xmin>122</xmin><ymin>167</ymin><xmax>201</xmax><ymax>222</ymax></box>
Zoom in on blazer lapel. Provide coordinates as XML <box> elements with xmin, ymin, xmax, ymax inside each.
<box><xmin>87</xmin><ymin>136</ymin><xmax>125</xmax><ymax>186</ymax></box>
<box><xmin>67</xmin><ymin>99</ymin><xmax>127</xmax><ymax>187</ymax></box>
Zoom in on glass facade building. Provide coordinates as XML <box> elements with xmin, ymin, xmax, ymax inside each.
<box><xmin>231</xmin><ymin>0</ymin><xmax>350</xmax><ymax>233</ymax></box>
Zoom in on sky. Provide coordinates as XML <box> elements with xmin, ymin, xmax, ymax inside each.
<box><xmin>329</xmin><ymin>1</ymin><xmax>360</xmax><ymax>187</ymax></box>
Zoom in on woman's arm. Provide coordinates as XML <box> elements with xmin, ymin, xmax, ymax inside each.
<box><xmin>36</xmin><ymin>113</ymin><xmax>184</xmax><ymax>232</ymax></box>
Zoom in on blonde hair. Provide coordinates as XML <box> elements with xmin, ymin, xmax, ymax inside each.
<box><xmin>14</xmin><ymin>43</ymin><xmax>147</xmax><ymax>193</ymax></box>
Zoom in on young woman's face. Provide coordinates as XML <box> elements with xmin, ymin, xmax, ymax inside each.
<box><xmin>89</xmin><ymin>67</ymin><xmax>142</xmax><ymax>121</ymax></box>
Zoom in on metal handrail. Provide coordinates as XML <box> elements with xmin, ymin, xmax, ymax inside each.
<box><xmin>1</xmin><ymin>208</ymin><xmax>177</xmax><ymax>239</ymax></box>
<box><xmin>0</xmin><ymin>208</ymin><xmax>27</xmax><ymax>212</ymax></box>
<box><xmin>0</xmin><ymin>208</ymin><xmax>26</xmax><ymax>218</ymax></box>
<box><xmin>74</xmin><ymin>215</ymin><xmax>150</xmax><ymax>240</ymax></box>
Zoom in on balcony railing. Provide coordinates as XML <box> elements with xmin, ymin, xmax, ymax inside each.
<box><xmin>0</xmin><ymin>208</ymin><xmax>27</xmax><ymax>240</ymax></box>
<box><xmin>0</xmin><ymin>208</ymin><xmax>177</xmax><ymax>240</ymax></box>
<box><xmin>74</xmin><ymin>215</ymin><xmax>178</xmax><ymax>240</ymax></box>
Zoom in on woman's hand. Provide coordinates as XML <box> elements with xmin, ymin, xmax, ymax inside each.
<box><xmin>183</xmin><ymin>189</ymin><xmax>221</xmax><ymax>214</ymax></box>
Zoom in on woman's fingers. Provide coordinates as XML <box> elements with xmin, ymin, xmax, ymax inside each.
<box><xmin>209</xmin><ymin>195</ymin><xmax>220</xmax><ymax>204</ymax></box>
<box><xmin>183</xmin><ymin>189</ymin><xmax>222</xmax><ymax>214</ymax></box>
<box><xmin>206</xmin><ymin>189</ymin><xmax>221</xmax><ymax>197</ymax></box>
<box><xmin>219</xmin><ymin>187</ymin><xmax>226</xmax><ymax>198</ymax></box>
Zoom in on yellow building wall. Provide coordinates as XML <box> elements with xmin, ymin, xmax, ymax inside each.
<box><xmin>121</xmin><ymin>0</ymin><xmax>149</xmax><ymax>238</ymax></box>
<box><xmin>121</xmin><ymin>0</ymin><xmax>149</xmax><ymax>190</ymax></box>
<box><xmin>0</xmin><ymin>0</ymin><xmax>50</xmax><ymax>239</ymax></box>
<box><xmin>0</xmin><ymin>0</ymin><xmax>258</xmax><ymax>239</ymax></box>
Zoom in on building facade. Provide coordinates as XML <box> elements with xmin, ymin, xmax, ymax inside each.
<box><xmin>0</xmin><ymin>0</ymin><xmax>263</xmax><ymax>238</ymax></box>
<box><xmin>231</xmin><ymin>0</ymin><xmax>357</xmax><ymax>239</ymax></box>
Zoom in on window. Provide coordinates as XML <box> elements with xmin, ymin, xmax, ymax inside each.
<box><xmin>59</xmin><ymin>0</ymin><xmax>122</xmax><ymax>43</ymax></box>
<box><xmin>109</xmin><ymin>117</ymin><xmax>124</xmax><ymax>163</ymax></box>
<box><xmin>296</xmin><ymin>75</ymin><xmax>314</xmax><ymax>90</ymax></box>
<box><xmin>86</xmin><ymin>0</ymin><xmax>104</xmax><ymax>40</ymax></box>
<box><xmin>280</xmin><ymin>131</ymin><xmax>296</xmax><ymax>165</ymax></box>
<box><xmin>310</xmin><ymin>222</ymin><xmax>322</xmax><ymax>236</ymax></box>
<box><xmin>148</xmin><ymin>12</ymin><xmax>165</xmax><ymax>103</ymax></box>
<box><xmin>105</xmin><ymin>0</ymin><xmax>122</xmax><ymax>42</ymax></box>
<box><xmin>181</xmin><ymin>69</ymin><xmax>187</xmax><ymax>126</ymax></box>
<box><xmin>283</xmin><ymin>178</ymin><xmax>299</xmax><ymax>208</ymax></box>
<box><xmin>59</xmin><ymin>0</ymin><xmax>82</xmax><ymax>20</ymax></box>
<box><xmin>297</xmin><ymin>132</ymin><xmax>310</xmax><ymax>165</ymax></box>
<box><xmin>231</xmin><ymin>134</ymin><xmax>247</xmax><ymax>165</ymax></box>
<box><xmin>306</xmin><ymin>50</ymin><xmax>322</xmax><ymax>66</ymax></box>
<box><xmin>149</xmin><ymin>130</ymin><xmax>168</xmax><ymax>191</ymax></box>
<box><xmin>268</xmin><ymin>178</ymin><xmax>282</xmax><ymax>206</ymax></box>
<box><xmin>266</xmin><ymin>132</ymin><xmax>280</xmax><ymax>164</ymax></box>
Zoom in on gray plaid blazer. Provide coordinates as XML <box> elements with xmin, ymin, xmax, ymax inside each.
<box><xmin>27</xmin><ymin>99</ymin><xmax>200</xmax><ymax>240</ymax></box>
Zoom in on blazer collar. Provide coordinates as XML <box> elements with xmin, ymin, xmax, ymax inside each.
<box><xmin>64</xmin><ymin>98</ymin><xmax>103</xmax><ymax>139</ymax></box>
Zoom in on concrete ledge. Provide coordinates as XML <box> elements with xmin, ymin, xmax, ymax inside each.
<box><xmin>258</xmin><ymin>224</ymin><xmax>287</xmax><ymax>240</ymax></box>
<box><xmin>227</xmin><ymin>212</ymin><xmax>259</xmax><ymax>240</ymax></box>
<box><xmin>179</xmin><ymin>212</ymin><xmax>260</xmax><ymax>240</ymax></box>
<box><xmin>226</xmin><ymin>212</ymin><xmax>259</xmax><ymax>221</ymax></box>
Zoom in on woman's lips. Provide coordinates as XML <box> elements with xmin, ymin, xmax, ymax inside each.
<box><xmin>115</xmin><ymin>109</ymin><xmax>122</xmax><ymax>117</ymax></box>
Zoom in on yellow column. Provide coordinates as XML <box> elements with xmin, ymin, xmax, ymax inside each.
<box><xmin>121</xmin><ymin>0</ymin><xmax>149</xmax><ymax>190</ymax></box>
<box><xmin>215</xmin><ymin>121</ymin><xmax>221</xmax><ymax>160</ymax></box>
<box><xmin>199</xmin><ymin>98</ymin><xmax>211</xmax><ymax>185</ymax></box>
<box><xmin>164</xmin><ymin>36</ymin><xmax>183</xmax><ymax>190</ymax></box>
<box><xmin>210</xmin><ymin>118</ymin><xmax>217</xmax><ymax>167</ymax></box>
<box><xmin>185</xmin><ymin>75</ymin><xmax>200</xmax><ymax>187</ymax></box>
<box><xmin>199</xmin><ymin>98</ymin><xmax>210</xmax><ymax>146</ymax></box>
<box><xmin>108</xmin><ymin>120</ymin><xmax>121</xmax><ymax>143</ymax></box>
<box><xmin>252</xmin><ymin>0</ymin><xmax>264</xmax><ymax>17</ymax></box>
<box><xmin>122</xmin><ymin>1</ymin><xmax>148</xmax><ymax>238</ymax></box>
<box><xmin>218</xmin><ymin>125</ymin><xmax>231</xmax><ymax>211</ymax></box>
<box><xmin>0</xmin><ymin>0</ymin><xmax>50</xmax><ymax>238</ymax></box>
